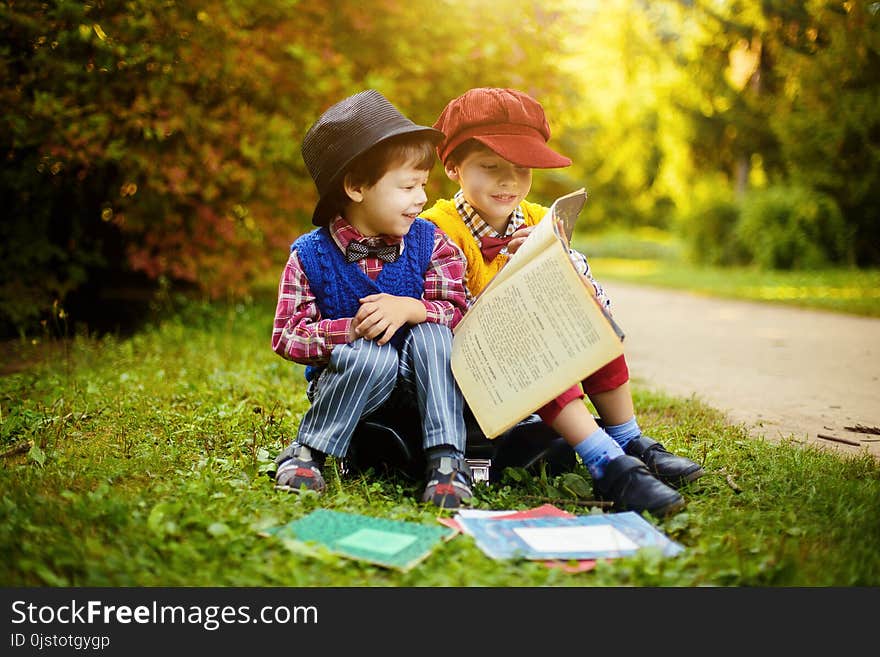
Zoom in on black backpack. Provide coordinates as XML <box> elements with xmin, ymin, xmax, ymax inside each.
<box><xmin>340</xmin><ymin>401</ymin><xmax>576</xmax><ymax>483</ymax></box>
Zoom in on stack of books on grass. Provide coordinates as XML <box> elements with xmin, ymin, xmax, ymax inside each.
<box><xmin>260</xmin><ymin>505</ymin><xmax>683</xmax><ymax>573</ymax></box>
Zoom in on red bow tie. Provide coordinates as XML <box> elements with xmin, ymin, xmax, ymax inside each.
<box><xmin>479</xmin><ymin>235</ymin><xmax>514</xmax><ymax>261</ymax></box>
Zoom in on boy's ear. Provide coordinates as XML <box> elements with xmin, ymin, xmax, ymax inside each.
<box><xmin>444</xmin><ymin>162</ymin><xmax>460</xmax><ymax>183</ymax></box>
<box><xmin>343</xmin><ymin>174</ymin><xmax>364</xmax><ymax>203</ymax></box>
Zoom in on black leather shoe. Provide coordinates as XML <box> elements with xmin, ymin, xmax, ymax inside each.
<box><xmin>623</xmin><ymin>435</ymin><xmax>704</xmax><ymax>488</ymax></box>
<box><xmin>594</xmin><ymin>455</ymin><xmax>685</xmax><ymax>517</ymax></box>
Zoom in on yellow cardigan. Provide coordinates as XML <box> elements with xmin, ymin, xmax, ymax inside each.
<box><xmin>421</xmin><ymin>198</ymin><xmax>548</xmax><ymax>297</ymax></box>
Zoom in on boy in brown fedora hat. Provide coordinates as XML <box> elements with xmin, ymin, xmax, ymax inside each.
<box><xmin>422</xmin><ymin>87</ymin><xmax>704</xmax><ymax>517</ymax></box>
<box><xmin>271</xmin><ymin>90</ymin><xmax>474</xmax><ymax>508</ymax></box>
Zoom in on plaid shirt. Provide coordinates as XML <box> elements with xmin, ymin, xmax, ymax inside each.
<box><xmin>272</xmin><ymin>216</ymin><xmax>468</xmax><ymax>365</ymax></box>
<box><xmin>453</xmin><ymin>190</ymin><xmax>612</xmax><ymax>311</ymax></box>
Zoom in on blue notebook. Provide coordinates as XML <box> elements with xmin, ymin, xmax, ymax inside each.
<box><xmin>457</xmin><ymin>511</ymin><xmax>684</xmax><ymax>560</ymax></box>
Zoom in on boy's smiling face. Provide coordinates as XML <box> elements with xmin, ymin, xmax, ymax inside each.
<box><xmin>344</xmin><ymin>161</ymin><xmax>430</xmax><ymax>238</ymax></box>
<box><xmin>444</xmin><ymin>143</ymin><xmax>533</xmax><ymax>231</ymax></box>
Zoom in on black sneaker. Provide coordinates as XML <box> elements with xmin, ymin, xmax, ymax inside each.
<box><xmin>274</xmin><ymin>443</ymin><xmax>326</xmax><ymax>494</ymax></box>
<box><xmin>594</xmin><ymin>454</ymin><xmax>685</xmax><ymax>517</ymax></box>
<box><xmin>623</xmin><ymin>435</ymin><xmax>705</xmax><ymax>488</ymax></box>
<box><xmin>422</xmin><ymin>456</ymin><xmax>474</xmax><ymax>509</ymax></box>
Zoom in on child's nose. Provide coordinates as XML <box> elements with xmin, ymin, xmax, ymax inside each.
<box><xmin>498</xmin><ymin>166</ymin><xmax>518</xmax><ymax>185</ymax></box>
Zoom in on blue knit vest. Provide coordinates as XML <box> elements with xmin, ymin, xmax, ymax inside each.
<box><xmin>293</xmin><ymin>218</ymin><xmax>436</xmax><ymax>381</ymax></box>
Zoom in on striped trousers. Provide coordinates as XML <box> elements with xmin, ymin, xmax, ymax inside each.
<box><xmin>294</xmin><ymin>322</ymin><xmax>465</xmax><ymax>458</ymax></box>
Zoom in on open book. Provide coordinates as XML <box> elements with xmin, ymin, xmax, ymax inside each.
<box><xmin>451</xmin><ymin>189</ymin><xmax>625</xmax><ymax>438</ymax></box>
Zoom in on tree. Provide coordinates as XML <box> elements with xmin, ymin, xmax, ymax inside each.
<box><xmin>660</xmin><ymin>0</ymin><xmax>877</xmax><ymax>264</ymax></box>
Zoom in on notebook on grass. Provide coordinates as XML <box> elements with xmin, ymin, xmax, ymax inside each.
<box><xmin>456</xmin><ymin>511</ymin><xmax>684</xmax><ymax>560</ymax></box>
<box><xmin>262</xmin><ymin>509</ymin><xmax>455</xmax><ymax>572</ymax></box>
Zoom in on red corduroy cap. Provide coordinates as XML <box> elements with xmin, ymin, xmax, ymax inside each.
<box><xmin>433</xmin><ymin>87</ymin><xmax>572</xmax><ymax>168</ymax></box>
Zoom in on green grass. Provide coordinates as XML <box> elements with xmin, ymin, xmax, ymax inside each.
<box><xmin>1</xmin><ymin>298</ymin><xmax>878</xmax><ymax>586</ymax></box>
<box><xmin>572</xmin><ymin>230</ymin><xmax>880</xmax><ymax>317</ymax></box>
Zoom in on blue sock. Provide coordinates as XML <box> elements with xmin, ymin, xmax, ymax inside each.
<box><xmin>573</xmin><ymin>428</ymin><xmax>625</xmax><ymax>480</ymax></box>
<box><xmin>604</xmin><ymin>416</ymin><xmax>641</xmax><ymax>449</ymax></box>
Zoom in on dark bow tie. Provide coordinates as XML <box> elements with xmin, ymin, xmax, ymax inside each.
<box><xmin>479</xmin><ymin>235</ymin><xmax>514</xmax><ymax>261</ymax></box>
<box><xmin>345</xmin><ymin>239</ymin><xmax>399</xmax><ymax>264</ymax></box>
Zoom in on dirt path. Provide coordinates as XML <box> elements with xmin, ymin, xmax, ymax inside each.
<box><xmin>603</xmin><ymin>281</ymin><xmax>880</xmax><ymax>459</ymax></box>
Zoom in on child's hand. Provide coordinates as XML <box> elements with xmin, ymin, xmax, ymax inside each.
<box><xmin>506</xmin><ymin>226</ymin><xmax>534</xmax><ymax>255</ymax></box>
<box><xmin>354</xmin><ymin>294</ymin><xmax>427</xmax><ymax>345</ymax></box>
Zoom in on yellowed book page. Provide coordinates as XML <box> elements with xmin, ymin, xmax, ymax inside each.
<box><xmin>451</xmin><ymin>243</ymin><xmax>624</xmax><ymax>438</ymax></box>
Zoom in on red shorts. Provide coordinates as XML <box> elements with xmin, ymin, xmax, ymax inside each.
<box><xmin>535</xmin><ymin>354</ymin><xmax>630</xmax><ymax>425</ymax></box>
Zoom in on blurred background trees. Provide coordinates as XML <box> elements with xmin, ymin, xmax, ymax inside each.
<box><xmin>2</xmin><ymin>0</ymin><xmax>878</xmax><ymax>335</ymax></box>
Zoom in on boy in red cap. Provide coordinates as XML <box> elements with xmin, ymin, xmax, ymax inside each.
<box><xmin>271</xmin><ymin>90</ymin><xmax>473</xmax><ymax>508</ymax></box>
<box><xmin>422</xmin><ymin>87</ymin><xmax>703</xmax><ymax>516</ymax></box>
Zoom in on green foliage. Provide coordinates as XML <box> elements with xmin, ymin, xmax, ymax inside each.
<box><xmin>763</xmin><ymin>1</ymin><xmax>880</xmax><ymax>265</ymax></box>
<box><xmin>1</xmin><ymin>298</ymin><xmax>878</xmax><ymax>586</ymax></box>
<box><xmin>736</xmin><ymin>185</ymin><xmax>853</xmax><ymax>270</ymax></box>
<box><xmin>656</xmin><ymin>0</ymin><xmax>880</xmax><ymax>264</ymax></box>
<box><xmin>677</xmin><ymin>181</ymin><xmax>749</xmax><ymax>267</ymax></box>
<box><xmin>678</xmin><ymin>181</ymin><xmax>854</xmax><ymax>271</ymax></box>
<box><xmin>576</xmin><ymin>226</ymin><xmax>682</xmax><ymax>262</ymax></box>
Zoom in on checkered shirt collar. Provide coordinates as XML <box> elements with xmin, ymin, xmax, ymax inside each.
<box><xmin>328</xmin><ymin>215</ymin><xmax>403</xmax><ymax>254</ymax></box>
<box><xmin>453</xmin><ymin>189</ymin><xmax>525</xmax><ymax>240</ymax></box>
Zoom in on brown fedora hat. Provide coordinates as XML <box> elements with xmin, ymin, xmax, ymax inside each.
<box><xmin>302</xmin><ymin>90</ymin><xmax>444</xmax><ymax>226</ymax></box>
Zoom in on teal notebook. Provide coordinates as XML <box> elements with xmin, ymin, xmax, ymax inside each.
<box><xmin>262</xmin><ymin>509</ymin><xmax>455</xmax><ymax>572</ymax></box>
